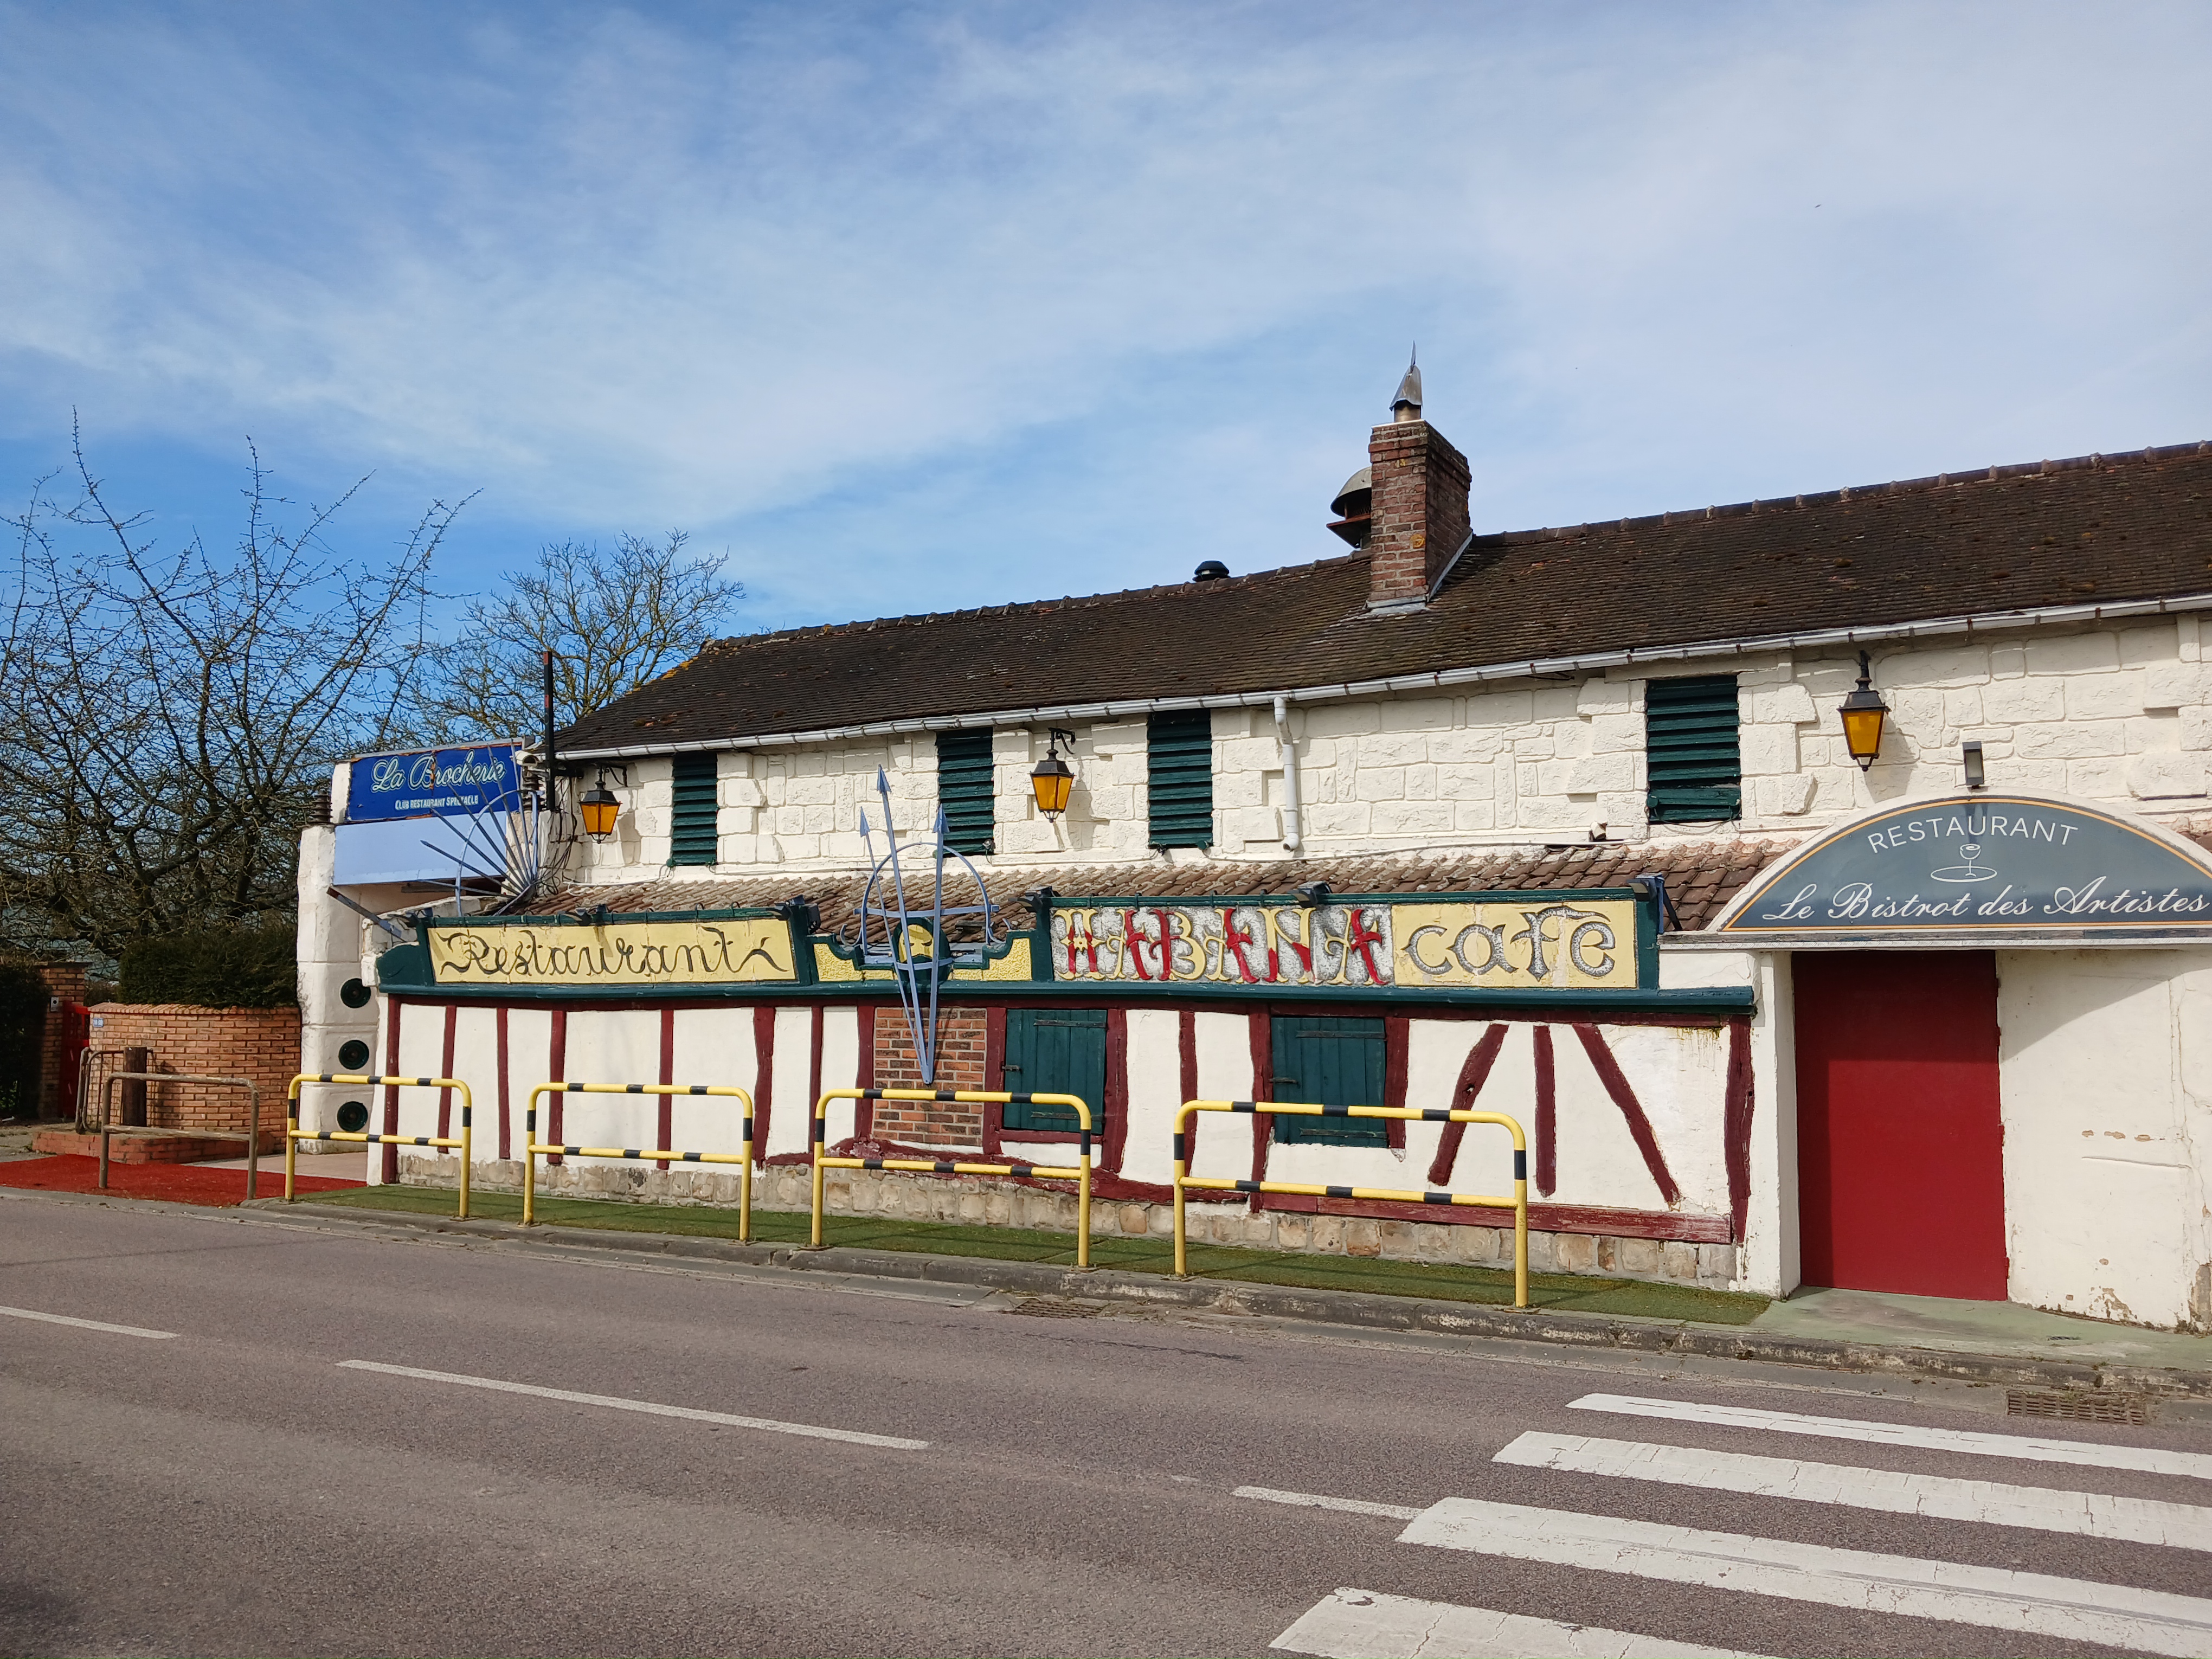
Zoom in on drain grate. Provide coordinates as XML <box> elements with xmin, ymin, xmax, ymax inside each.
<box><xmin>2006</xmin><ymin>1388</ymin><xmax>2152</xmax><ymax>1425</ymax></box>
<box><xmin>1007</xmin><ymin>1297</ymin><xmax>1104</xmax><ymax>1319</ymax></box>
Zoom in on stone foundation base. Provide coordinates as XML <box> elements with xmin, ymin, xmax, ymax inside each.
<box><xmin>396</xmin><ymin>1155</ymin><xmax>1740</xmax><ymax>1290</ymax></box>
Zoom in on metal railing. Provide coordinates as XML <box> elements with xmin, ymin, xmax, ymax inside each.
<box><xmin>521</xmin><ymin>1082</ymin><xmax>756</xmax><ymax>1233</ymax></box>
<box><xmin>286</xmin><ymin>1073</ymin><xmax>474</xmax><ymax>1218</ymax></box>
<box><xmin>1171</xmin><ymin>1100</ymin><xmax>1529</xmax><ymax>1306</ymax></box>
<box><xmin>809</xmin><ymin>1089</ymin><xmax>1094</xmax><ymax>1266</ymax></box>
<box><xmin>98</xmin><ymin>1071</ymin><xmax>262</xmax><ymax>1196</ymax></box>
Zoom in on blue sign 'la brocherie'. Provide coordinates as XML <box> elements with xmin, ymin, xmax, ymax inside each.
<box><xmin>346</xmin><ymin>746</ymin><xmax>522</xmax><ymax>823</ymax></box>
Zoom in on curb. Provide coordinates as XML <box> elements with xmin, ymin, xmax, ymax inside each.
<box><xmin>245</xmin><ymin>1199</ymin><xmax>2212</xmax><ymax>1399</ymax></box>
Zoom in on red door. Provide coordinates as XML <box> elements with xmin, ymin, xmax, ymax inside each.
<box><xmin>1793</xmin><ymin>951</ymin><xmax>2007</xmax><ymax>1298</ymax></box>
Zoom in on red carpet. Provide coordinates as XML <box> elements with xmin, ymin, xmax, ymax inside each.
<box><xmin>0</xmin><ymin>1154</ymin><xmax>360</xmax><ymax>1207</ymax></box>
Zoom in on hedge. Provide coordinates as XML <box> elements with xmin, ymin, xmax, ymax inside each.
<box><xmin>118</xmin><ymin>925</ymin><xmax>299</xmax><ymax>1009</ymax></box>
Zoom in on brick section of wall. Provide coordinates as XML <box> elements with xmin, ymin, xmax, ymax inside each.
<box><xmin>1366</xmin><ymin>420</ymin><xmax>1471</xmax><ymax>608</ymax></box>
<box><xmin>869</xmin><ymin>1004</ymin><xmax>987</xmax><ymax>1144</ymax></box>
<box><xmin>83</xmin><ymin>1004</ymin><xmax>300</xmax><ymax>1147</ymax></box>
<box><xmin>29</xmin><ymin>959</ymin><xmax>87</xmax><ymax>1116</ymax></box>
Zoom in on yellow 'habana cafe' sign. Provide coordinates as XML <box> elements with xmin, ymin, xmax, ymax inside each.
<box><xmin>420</xmin><ymin>896</ymin><xmax>1644</xmax><ymax>993</ymax></box>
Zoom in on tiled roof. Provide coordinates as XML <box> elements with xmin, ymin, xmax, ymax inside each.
<box><xmin>520</xmin><ymin>837</ymin><xmax>1795</xmax><ymax>936</ymax></box>
<box><xmin>560</xmin><ymin>442</ymin><xmax>2212</xmax><ymax>753</ymax></box>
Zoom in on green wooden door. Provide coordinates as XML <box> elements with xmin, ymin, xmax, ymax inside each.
<box><xmin>1271</xmin><ymin>1015</ymin><xmax>1387</xmax><ymax>1145</ymax></box>
<box><xmin>1001</xmin><ymin>1007</ymin><xmax>1107</xmax><ymax>1133</ymax></box>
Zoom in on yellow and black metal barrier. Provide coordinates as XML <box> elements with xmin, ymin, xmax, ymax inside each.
<box><xmin>522</xmin><ymin>1082</ymin><xmax>756</xmax><ymax>1234</ymax></box>
<box><xmin>1171</xmin><ymin>1100</ymin><xmax>1529</xmax><ymax>1307</ymax></box>
<box><xmin>286</xmin><ymin>1073</ymin><xmax>474</xmax><ymax>1218</ymax></box>
<box><xmin>809</xmin><ymin>1089</ymin><xmax>1094</xmax><ymax>1267</ymax></box>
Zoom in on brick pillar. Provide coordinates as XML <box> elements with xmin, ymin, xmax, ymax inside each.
<box><xmin>1366</xmin><ymin>420</ymin><xmax>1471</xmax><ymax>610</ymax></box>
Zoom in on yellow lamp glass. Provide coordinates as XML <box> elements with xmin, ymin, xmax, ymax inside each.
<box><xmin>1030</xmin><ymin>755</ymin><xmax>1073</xmax><ymax>819</ymax></box>
<box><xmin>1838</xmin><ymin>693</ymin><xmax>1887</xmax><ymax>772</ymax></box>
<box><xmin>579</xmin><ymin>784</ymin><xmax>621</xmax><ymax>839</ymax></box>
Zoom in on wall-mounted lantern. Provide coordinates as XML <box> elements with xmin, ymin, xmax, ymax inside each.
<box><xmin>580</xmin><ymin>771</ymin><xmax>621</xmax><ymax>840</ymax></box>
<box><xmin>1962</xmin><ymin>739</ymin><xmax>1986</xmax><ymax>791</ymax></box>
<box><xmin>1030</xmin><ymin>728</ymin><xmax>1077</xmax><ymax>820</ymax></box>
<box><xmin>1837</xmin><ymin>651</ymin><xmax>1889</xmax><ymax>773</ymax></box>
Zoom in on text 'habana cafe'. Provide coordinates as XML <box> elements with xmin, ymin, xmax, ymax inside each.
<box><xmin>296</xmin><ymin>371</ymin><xmax>2212</xmax><ymax>1332</ymax></box>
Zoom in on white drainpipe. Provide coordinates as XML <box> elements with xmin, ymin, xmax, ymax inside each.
<box><xmin>1273</xmin><ymin>695</ymin><xmax>1302</xmax><ymax>854</ymax></box>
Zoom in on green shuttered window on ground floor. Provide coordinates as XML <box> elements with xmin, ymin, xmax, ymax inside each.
<box><xmin>936</xmin><ymin>731</ymin><xmax>995</xmax><ymax>856</ymax></box>
<box><xmin>1271</xmin><ymin>1015</ymin><xmax>1387</xmax><ymax>1147</ymax></box>
<box><xmin>670</xmin><ymin>753</ymin><xmax>718</xmax><ymax>865</ymax></box>
<box><xmin>1000</xmin><ymin>1007</ymin><xmax>1107</xmax><ymax>1134</ymax></box>
<box><xmin>1147</xmin><ymin>711</ymin><xmax>1213</xmax><ymax>848</ymax></box>
<box><xmin>1645</xmin><ymin>673</ymin><xmax>1741</xmax><ymax>822</ymax></box>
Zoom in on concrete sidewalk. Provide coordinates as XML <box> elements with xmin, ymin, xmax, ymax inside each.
<box><xmin>247</xmin><ymin>1196</ymin><xmax>2212</xmax><ymax>1406</ymax></box>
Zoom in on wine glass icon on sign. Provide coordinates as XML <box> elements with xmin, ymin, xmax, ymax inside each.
<box><xmin>1930</xmin><ymin>841</ymin><xmax>1997</xmax><ymax>883</ymax></box>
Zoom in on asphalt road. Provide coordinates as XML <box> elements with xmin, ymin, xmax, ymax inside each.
<box><xmin>3</xmin><ymin>1189</ymin><xmax>2210</xmax><ymax>1658</ymax></box>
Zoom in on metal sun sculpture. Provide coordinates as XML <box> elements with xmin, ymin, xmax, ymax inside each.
<box><xmin>418</xmin><ymin>780</ymin><xmax>548</xmax><ymax>916</ymax></box>
<box><xmin>853</xmin><ymin>768</ymin><xmax>999</xmax><ymax>1085</ymax></box>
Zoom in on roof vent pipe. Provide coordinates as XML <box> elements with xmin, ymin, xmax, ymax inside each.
<box><xmin>1273</xmin><ymin>695</ymin><xmax>1302</xmax><ymax>854</ymax></box>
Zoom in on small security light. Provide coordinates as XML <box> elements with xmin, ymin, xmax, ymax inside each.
<box><xmin>1838</xmin><ymin>651</ymin><xmax>1889</xmax><ymax>772</ymax></box>
<box><xmin>1963</xmin><ymin>740</ymin><xmax>1986</xmax><ymax>790</ymax></box>
<box><xmin>1030</xmin><ymin>728</ymin><xmax>1077</xmax><ymax>820</ymax></box>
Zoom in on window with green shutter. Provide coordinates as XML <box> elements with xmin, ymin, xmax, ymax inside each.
<box><xmin>1645</xmin><ymin>674</ymin><xmax>1742</xmax><ymax>822</ymax></box>
<box><xmin>935</xmin><ymin>731</ymin><xmax>995</xmax><ymax>855</ymax></box>
<box><xmin>670</xmin><ymin>753</ymin><xmax>718</xmax><ymax>865</ymax></box>
<box><xmin>1271</xmin><ymin>1015</ymin><xmax>1388</xmax><ymax>1146</ymax></box>
<box><xmin>1000</xmin><ymin>1007</ymin><xmax>1107</xmax><ymax>1134</ymax></box>
<box><xmin>1147</xmin><ymin>711</ymin><xmax>1213</xmax><ymax>848</ymax></box>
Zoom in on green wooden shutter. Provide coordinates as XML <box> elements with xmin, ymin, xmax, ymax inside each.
<box><xmin>935</xmin><ymin>731</ymin><xmax>996</xmax><ymax>855</ymax></box>
<box><xmin>670</xmin><ymin>753</ymin><xmax>718</xmax><ymax>865</ymax></box>
<box><xmin>1147</xmin><ymin>711</ymin><xmax>1213</xmax><ymax>848</ymax></box>
<box><xmin>1001</xmin><ymin>1007</ymin><xmax>1107</xmax><ymax>1133</ymax></box>
<box><xmin>1271</xmin><ymin>1015</ymin><xmax>1387</xmax><ymax>1146</ymax></box>
<box><xmin>1645</xmin><ymin>675</ymin><xmax>1742</xmax><ymax>822</ymax></box>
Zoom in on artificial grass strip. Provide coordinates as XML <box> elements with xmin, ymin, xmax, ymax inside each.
<box><xmin>303</xmin><ymin>1184</ymin><xmax>1770</xmax><ymax>1326</ymax></box>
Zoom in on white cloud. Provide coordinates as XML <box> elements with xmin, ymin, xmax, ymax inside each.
<box><xmin>1</xmin><ymin>1</ymin><xmax>2207</xmax><ymax>627</ymax></box>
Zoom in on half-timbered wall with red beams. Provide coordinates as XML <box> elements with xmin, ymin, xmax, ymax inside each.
<box><xmin>369</xmin><ymin>989</ymin><xmax>1756</xmax><ymax>1289</ymax></box>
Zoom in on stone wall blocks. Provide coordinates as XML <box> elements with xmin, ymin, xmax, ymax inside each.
<box><xmin>1353</xmin><ymin>771</ymin><xmax>1407</xmax><ymax>802</ymax></box>
<box><xmin>2127</xmin><ymin>751</ymin><xmax>2209</xmax><ymax>800</ymax></box>
<box><xmin>2066</xmin><ymin>674</ymin><xmax>2147</xmax><ymax>721</ymax></box>
<box><xmin>1575</xmin><ymin>679</ymin><xmax>1636</xmax><ymax>715</ymax></box>
<box><xmin>2143</xmin><ymin>662</ymin><xmax>2207</xmax><ymax>710</ymax></box>
<box><xmin>1371</xmin><ymin>800</ymin><xmax>1454</xmax><ymax>835</ymax></box>
<box><xmin>1738</xmin><ymin>725</ymin><xmax>1798</xmax><ymax>777</ymax></box>
<box><xmin>2024</xmin><ymin>632</ymin><xmax>2121</xmax><ymax>676</ymax></box>
<box><xmin>2015</xmin><ymin>721</ymin><xmax>2129</xmax><ymax>760</ymax></box>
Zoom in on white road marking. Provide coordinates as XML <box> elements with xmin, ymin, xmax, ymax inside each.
<box><xmin>1271</xmin><ymin>1587</ymin><xmax>1765</xmax><ymax>1658</ymax></box>
<box><xmin>1571</xmin><ymin>1392</ymin><xmax>2212</xmax><ymax>1481</ymax></box>
<box><xmin>1499</xmin><ymin>1431</ymin><xmax>2212</xmax><ymax>1551</ymax></box>
<box><xmin>338</xmin><ymin>1360</ymin><xmax>929</xmax><ymax>1449</ymax></box>
<box><xmin>0</xmin><ymin>1303</ymin><xmax>176</xmax><ymax>1339</ymax></box>
<box><xmin>1236</xmin><ymin>1484</ymin><xmax>1423</xmax><ymax>1521</ymax></box>
<box><xmin>1402</xmin><ymin>1497</ymin><xmax>2212</xmax><ymax>1658</ymax></box>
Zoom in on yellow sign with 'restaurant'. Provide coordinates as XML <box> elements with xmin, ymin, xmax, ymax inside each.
<box><xmin>428</xmin><ymin>919</ymin><xmax>795</xmax><ymax>988</ymax></box>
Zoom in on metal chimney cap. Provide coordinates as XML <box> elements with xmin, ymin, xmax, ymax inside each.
<box><xmin>1193</xmin><ymin>560</ymin><xmax>1230</xmax><ymax>582</ymax></box>
<box><xmin>1391</xmin><ymin>353</ymin><xmax>1422</xmax><ymax>420</ymax></box>
<box><xmin>1330</xmin><ymin>465</ymin><xmax>1373</xmax><ymax>518</ymax></box>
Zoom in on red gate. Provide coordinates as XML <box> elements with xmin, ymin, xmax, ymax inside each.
<box><xmin>52</xmin><ymin>1002</ymin><xmax>89</xmax><ymax>1121</ymax></box>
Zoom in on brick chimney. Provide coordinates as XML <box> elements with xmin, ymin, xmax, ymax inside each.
<box><xmin>1365</xmin><ymin>357</ymin><xmax>1470</xmax><ymax>612</ymax></box>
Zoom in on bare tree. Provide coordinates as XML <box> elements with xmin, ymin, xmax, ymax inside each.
<box><xmin>0</xmin><ymin>426</ymin><xmax>464</xmax><ymax>964</ymax></box>
<box><xmin>413</xmin><ymin>531</ymin><xmax>743</xmax><ymax>742</ymax></box>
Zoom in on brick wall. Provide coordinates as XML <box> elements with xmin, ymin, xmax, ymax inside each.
<box><xmin>869</xmin><ymin>1004</ymin><xmax>986</xmax><ymax>1144</ymax></box>
<box><xmin>1365</xmin><ymin>419</ymin><xmax>1471</xmax><ymax>609</ymax></box>
<box><xmin>85</xmin><ymin>1004</ymin><xmax>300</xmax><ymax>1147</ymax></box>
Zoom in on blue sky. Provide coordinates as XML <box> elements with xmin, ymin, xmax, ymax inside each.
<box><xmin>4</xmin><ymin>1</ymin><xmax>2209</xmax><ymax>636</ymax></box>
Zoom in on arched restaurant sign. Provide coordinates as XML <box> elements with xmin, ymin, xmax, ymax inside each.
<box><xmin>1716</xmin><ymin>794</ymin><xmax>2212</xmax><ymax>938</ymax></box>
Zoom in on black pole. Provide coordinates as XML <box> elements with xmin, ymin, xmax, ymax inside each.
<box><xmin>542</xmin><ymin>648</ymin><xmax>556</xmax><ymax>815</ymax></box>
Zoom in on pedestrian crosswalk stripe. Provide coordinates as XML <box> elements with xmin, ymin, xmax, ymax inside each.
<box><xmin>1570</xmin><ymin>1392</ymin><xmax>2212</xmax><ymax>1482</ymax></box>
<box><xmin>1401</xmin><ymin>1497</ymin><xmax>2212</xmax><ymax>1658</ymax></box>
<box><xmin>1237</xmin><ymin>1486</ymin><xmax>1424</xmax><ymax>1521</ymax></box>
<box><xmin>1497</xmin><ymin>1431</ymin><xmax>2212</xmax><ymax>1551</ymax></box>
<box><xmin>1270</xmin><ymin>1587</ymin><xmax>1766</xmax><ymax>1658</ymax></box>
